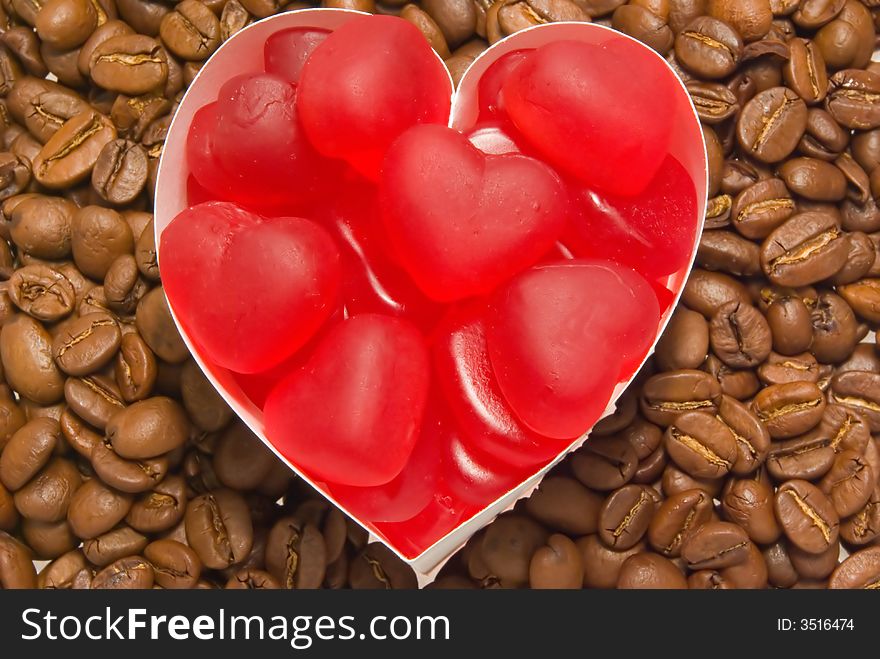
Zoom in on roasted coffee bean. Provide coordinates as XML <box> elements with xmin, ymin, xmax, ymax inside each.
<box><xmin>114</xmin><ymin>332</ymin><xmax>157</xmax><ymax>402</ymax></box>
<box><xmin>479</xmin><ymin>514</ymin><xmax>548</xmax><ymax>588</ymax></box>
<box><xmin>696</xmin><ymin>230</ymin><xmax>761</xmax><ymax>276</ymax></box>
<box><xmin>830</xmin><ymin>232</ymin><xmax>876</xmax><ymax>286</ymax></box>
<box><xmin>687</xmin><ymin>81</ymin><xmax>739</xmax><ymax>124</ymax></box>
<box><xmin>836</xmin><ymin>152</ymin><xmax>871</xmax><ymax>204</ymax></box>
<box><xmin>5</xmin><ymin>195</ymin><xmax>75</xmax><ymax>259</ymax></box>
<box><xmin>681</xmin><ymin>520</ymin><xmax>750</xmax><ymax>570</ymax></box>
<box><xmin>185</xmin><ymin>488</ymin><xmax>252</xmax><ymax>570</ymax></box>
<box><xmin>144</xmin><ymin>538</ymin><xmax>201</xmax><ymax>589</ymax></box>
<box><xmin>104</xmin><ymin>254</ymin><xmax>148</xmax><ymax>314</ymax></box>
<box><xmin>91</xmin><ymin>555</ymin><xmax>154</xmax><ymax>589</ymax></box>
<box><xmin>826</xmin><ymin>69</ymin><xmax>880</xmax><ymax>130</ymax></box>
<box><xmin>571</xmin><ymin>436</ymin><xmax>638</xmax><ymax>491</ymax></box>
<box><xmin>82</xmin><ymin>525</ymin><xmax>149</xmax><ymax>566</ymax></box>
<box><xmin>59</xmin><ymin>407</ymin><xmax>100</xmax><ymax>459</ymax></box>
<box><xmin>2</xmin><ymin>28</ymin><xmax>48</xmax><ymax>78</ymax></box>
<box><xmin>617</xmin><ymin>553</ymin><xmax>687</xmax><ymax>588</ymax></box>
<box><xmin>675</xmin><ymin>17</ymin><xmax>743</xmax><ymax>79</ymax></box>
<box><xmin>125</xmin><ymin>473</ymin><xmax>186</xmax><ymax>533</ymax></box>
<box><xmin>828</xmin><ymin>546</ymin><xmax>880</xmax><ymax>589</ymax></box>
<box><xmin>840</xmin><ymin>485</ymin><xmax>880</xmax><ymax>546</ymax></box>
<box><xmin>8</xmin><ymin>264</ymin><xmax>76</xmax><ymax>322</ymax></box>
<box><xmin>35</xmin><ymin>0</ymin><xmax>99</xmax><ymax>51</ymax></box>
<box><xmin>524</xmin><ymin>476</ymin><xmax>602</xmax><ymax>536</ymax></box>
<box><xmin>717</xmin><ymin>395</ymin><xmax>771</xmax><ymax>475</ymax></box>
<box><xmin>810</xmin><ymin>291</ymin><xmax>860</xmax><ymax>363</ymax></box>
<box><xmin>529</xmin><ymin>534</ymin><xmax>583</xmax><ymax>589</ymax></box>
<box><xmin>703</xmin><ymin>354</ymin><xmax>761</xmax><ymax>400</ymax></box>
<box><xmin>767</xmin><ymin>426</ymin><xmax>836</xmax><ymax>481</ymax></box>
<box><xmin>787</xmin><ymin>538</ymin><xmax>839</xmax><ymax>580</ymax></box>
<box><xmin>766</xmin><ymin>297</ymin><xmax>813</xmax><ymax>355</ymax></box>
<box><xmin>818</xmin><ymin>449</ymin><xmax>874</xmax><ymax>517</ymax></box>
<box><xmin>641</xmin><ymin>369</ymin><xmax>722</xmax><ymax>426</ymax></box>
<box><xmin>0</xmin><ymin>480</ymin><xmax>17</xmax><ymax>531</ymax></box>
<box><xmin>737</xmin><ymin>87</ymin><xmax>807</xmax><ymax>163</ymax></box>
<box><xmin>722</xmin><ymin>478</ymin><xmax>781</xmax><ymax>544</ymax></box>
<box><xmin>704</xmin><ymin>194</ymin><xmax>731</xmax><ymax>228</ymax></box>
<box><xmin>0</xmin><ymin>417</ymin><xmax>59</xmax><ymax>491</ymax></box>
<box><xmin>793</xmin><ymin>0</ymin><xmax>846</xmax><ymax>30</ymax></box>
<box><xmin>709</xmin><ymin>301</ymin><xmax>772</xmax><ymax>367</ymax></box>
<box><xmin>838</xmin><ymin>278</ymin><xmax>880</xmax><ymax>323</ymax></box>
<box><xmin>731</xmin><ymin>178</ymin><xmax>796</xmax><ymax>239</ymax></box>
<box><xmin>38</xmin><ymin>549</ymin><xmax>87</xmax><ymax>588</ymax></box>
<box><xmin>64</xmin><ymin>374</ymin><xmax>125</xmax><ymax>429</ymax></box>
<box><xmin>764</xmin><ymin>540</ymin><xmax>798</xmax><ymax>588</ymax></box>
<box><xmin>665</xmin><ymin>411</ymin><xmax>737</xmax><ymax>478</ymax></box>
<box><xmin>400</xmin><ymin>4</ymin><xmax>450</xmax><ymax>58</ymax></box>
<box><xmin>835</xmin><ymin>344</ymin><xmax>880</xmax><ymax>376</ymax></box>
<box><xmin>20</xmin><ymin>517</ymin><xmax>75</xmax><ymax>559</ymax></box>
<box><xmin>106</xmin><ymin>396</ymin><xmax>188</xmax><ymax>459</ymax></box>
<box><xmin>89</xmin><ymin>35</ymin><xmax>168</xmax><ymax>96</ymax></box>
<box><xmin>0</xmin><ymin>531</ymin><xmax>37</xmax><ymax>588</ymax></box>
<box><xmin>212</xmin><ymin>422</ymin><xmax>277</xmax><ymax>491</ymax></box>
<box><xmin>160</xmin><ymin>0</ymin><xmax>221</xmax><ymax>62</ymax></box>
<box><xmin>682</xmin><ymin>269</ymin><xmax>752</xmax><ymax>317</ymax></box>
<box><xmin>52</xmin><ymin>312</ymin><xmax>120</xmax><ymax>376</ymax></box>
<box><xmin>91</xmin><ymin>139</ymin><xmax>148</xmax><ymax>205</ymax></box>
<box><xmin>598</xmin><ymin>484</ymin><xmax>655</xmax><ymax>550</ymax></box>
<box><xmin>798</xmin><ymin>108</ymin><xmax>849</xmax><ymax>161</ymax></box>
<box><xmin>575</xmin><ymin>534</ymin><xmax>643</xmax><ymax>589</ymax></box>
<box><xmin>612</xmin><ymin>5</ymin><xmax>674</xmax><ymax>54</ymax></box>
<box><xmin>783</xmin><ymin>38</ymin><xmax>827</xmax><ymax>105</ymax></box>
<box><xmin>828</xmin><ymin>371</ymin><xmax>880</xmax><ymax>431</ymax></box>
<box><xmin>180</xmin><ymin>360</ymin><xmax>232</xmax><ymax>433</ymax></box>
<box><xmin>775</xmin><ymin>479</ymin><xmax>839</xmax><ymax>553</ymax></box>
<box><xmin>225</xmin><ymin>568</ymin><xmax>279</xmax><ymax>589</ymax></box>
<box><xmin>761</xmin><ymin>212</ymin><xmax>848</xmax><ymax>286</ymax></box>
<box><xmin>654</xmin><ymin>307</ymin><xmax>709</xmax><ymax>371</ymax></box>
<box><xmin>90</xmin><ymin>438</ymin><xmax>168</xmax><ymax>493</ymax></box>
<box><xmin>13</xmin><ymin>457</ymin><xmax>80</xmax><ymax>522</ymax></box>
<box><xmin>593</xmin><ymin>389</ymin><xmax>638</xmax><ymax>436</ymax></box>
<box><xmin>421</xmin><ymin>0</ymin><xmax>475</xmax><ymax>47</ymax></box>
<box><xmin>350</xmin><ymin>541</ymin><xmax>418</xmax><ymax>590</ymax></box>
<box><xmin>0</xmin><ymin>314</ymin><xmax>65</xmax><ymax>404</ymax></box>
<box><xmin>135</xmin><ymin>286</ymin><xmax>188</xmax><ymax>363</ymax></box>
<box><xmin>32</xmin><ymin>111</ymin><xmax>117</xmax><ymax>190</ymax></box>
<box><xmin>753</xmin><ymin>381</ymin><xmax>826</xmax><ymax>438</ymax></box>
<box><xmin>71</xmin><ymin>205</ymin><xmax>134</xmax><ymax>281</ymax></box>
<box><xmin>6</xmin><ymin>78</ymin><xmax>87</xmax><ymax>145</ymax></box>
<box><xmin>67</xmin><ymin>478</ymin><xmax>132</xmax><ymax>539</ymax></box>
<box><xmin>647</xmin><ymin>488</ymin><xmax>713</xmax><ymax>557</ymax></box>
<box><xmin>779</xmin><ymin>157</ymin><xmax>848</xmax><ymax>201</ymax></box>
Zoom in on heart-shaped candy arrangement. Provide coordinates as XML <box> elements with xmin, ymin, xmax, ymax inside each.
<box><xmin>155</xmin><ymin>10</ymin><xmax>707</xmax><ymax>566</ymax></box>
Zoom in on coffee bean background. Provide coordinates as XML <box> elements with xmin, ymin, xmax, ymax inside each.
<box><xmin>0</xmin><ymin>0</ymin><xmax>879</xmax><ymax>590</ymax></box>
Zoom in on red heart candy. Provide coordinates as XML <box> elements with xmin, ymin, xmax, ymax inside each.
<box><xmin>380</xmin><ymin>123</ymin><xmax>568</xmax><ymax>302</ymax></box>
<box><xmin>432</xmin><ymin>303</ymin><xmax>565</xmax><ymax>468</ymax></box>
<box><xmin>297</xmin><ymin>14</ymin><xmax>452</xmax><ymax>180</ymax></box>
<box><xmin>160</xmin><ymin>201</ymin><xmax>341</xmax><ymax>374</ymax></box>
<box><xmin>486</xmin><ymin>260</ymin><xmax>660</xmax><ymax>440</ymax></box>
<box><xmin>565</xmin><ymin>154</ymin><xmax>699</xmax><ymax>280</ymax></box>
<box><xmin>264</xmin><ymin>314</ymin><xmax>431</xmax><ymax>487</ymax></box>
<box><xmin>503</xmin><ymin>39</ymin><xmax>678</xmax><ymax>196</ymax></box>
<box><xmin>264</xmin><ymin>27</ymin><xmax>330</xmax><ymax>85</ymax></box>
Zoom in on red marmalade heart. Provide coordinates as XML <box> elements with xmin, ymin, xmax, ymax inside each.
<box><xmin>155</xmin><ymin>10</ymin><xmax>706</xmax><ymax>567</ymax></box>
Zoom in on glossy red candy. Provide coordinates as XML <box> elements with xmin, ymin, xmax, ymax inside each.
<box><xmin>381</xmin><ymin>124</ymin><xmax>568</xmax><ymax>302</ymax></box>
<box><xmin>264</xmin><ymin>27</ymin><xmax>330</xmax><ymax>84</ymax></box>
<box><xmin>318</xmin><ymin>175</ymin><xmax>443</xmax><ymax>330</ymax></box>
<box><xmin>185</xmin><ymin>174</ymin><xmax>213</xmax><ymax>207</ymax></box>
<box><xmin>375</xmin><ymin>493</ymin><xmax>471</xmax><ymax>559</ymax></box>
<box><xmin>297</xmin><ymin>15</ymin><xmax>452</xmax><ymax>179</ymax></box>
<box><xmin>432</xmin><ymin>303</ymin><xmax>566</xmax><ymax>468</ymax></box>
<box><xmin>328</xmin><ymin>395</ymin><xmax>444</xmax><ymax>522</ymax></box>
<box><xmin>186</xmin><ymin>103</ymin><xmax>234</xmax><ymax>203</ymax></box>
<box><xmin>565</xmin><ymin>154</ymin><xmax>698</xmax><ymax>280</ymax></box>
<box><xmin>486</xmin><ymin>260</ymin><xmax>660</xmax><ymax>439</ymax></box>
<box><xmin>208</xmin><ymin>73</ymin><xmax>329</xmax><ymax>210</ymax></box>
<box><xmin>264</xmin><ymin>314</ymin><xmax>431</xmax><ymax>487</ymax></box>
<box><xmin>477</xmin><ymin>49</ymin><xmax>532</xmax><ymax>123</ymax></box>
<box><xmin>160</xmin><ymin>201</ymin><xmax>341</xmax><ymax>374</ymax></box>
<box><xmin>504</xmin><ymin>38</ymin><xmax>678</xmax><ymax>196</ymax></box>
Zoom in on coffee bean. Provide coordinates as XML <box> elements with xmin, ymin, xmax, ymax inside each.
<box><xmin>717</xmin><ymin>395</ymin><xmax>770</xmax><ymax>475</ymax></box>
<box><xmin>617</xmin><ymin>553</ymin><xmax>687</xmax><ymax>588</ymax></box>
<box><xmin>0</xmin><ymin>530</ymin><xmax>37</xmax><ymax>588</ymax></box>
<box><xmin>665</xmin><ymin>411</ymin><xmax>737</xmax><ymax>478</ymax></box>
<box><xmin>32</xmin><ymin>110</ymin><xmax>117</xmax><ymax>189</ymax></box>
<box><xmin>90</xmin><ymin>438</ymin><xmax>168</xmax><ymax>493</ymax></box>
<box><xmin>478</xmin><ymin>514</ymin><xmax>547</xmax><ymax>588</ymax></box>
<box><xmin>612</xmin><ymin>5</ymin><xmax>674</xmax><ymax>54</ymax></box>
<box><xmin>783</xmin><ymin>38</ymin><xmax>827</xmax><ymax>105</ymax></box>
<box><xmin>761</xmin><ymin>212</ymin><xmax>848</xmax><ymax>286</ymax></box>
<box><xmin>571</xmin><ymin>436</ymin><xmax>638</xmax><ymax>491</ymax></box>
<box><xmin>780</xmin><ymin>157</ymin><xmax>848</xmax><ymax>201</ymax></box>
<box><xmin>840</xmin><ymin>485</ymin><xmax>880</xmax><ymax>546</ymax></box>
<box><xmin>598</xmin><ymin>484</ymin><xmax>655</xmax><ymax>550</ymax></box>
<box><xmin>829</xmin><ymin>546</ymin><xmax>880</xmax><ymax>589</ymax></box>
<box><xmin>106</xmin><ymin>396</ymin><xmax>188</xmax><ymax>459</ymax></box>
<box><xmin>798</xmin><ymin>108</ymin><xmax>849</xmax><ymax>161</ymax></box>
<box><xmin>730</xmin><ymin>177</ymin><xmax>796</xmax><ymax>239</ymax></box>
<box><xmin>703</xmin><ymin>354</ymin><xmax>761</xmax><ymax>400</ymax></box>
<box><xmin>647</xmin><ymin>488</ymin><xmax>713</xmax><ymax>557</ymax></box>
<box><xmin>52</xmin><ymin>312</ymin><xmax>120</xmax><ymax>376</ymax></box>
<box><xmin>753</xmin><ymin>380</ymin><xmax>826</xmax><ymax>438</ymax></box>
<box><xmin>8</xmin><ymin>264</ymin><xmax>76</xmax><ymax>322</ymax></box>
<box><xmin>793</xmin><ymin>0</ymin><xmax>846</xmax><ymax>30</ymax></box>
<box><xmin>13</xmin><ymin>457</ymin><xmax>81</xmax><ymax>523</ymax></box>
<box><xmin>697</xmin><ymin>230</ymin><xmax>762</xmax><ymax>276</ymax></box>
<box><xmin>681</xmin><ymin>520</ymin><xmax>750</xmax><ymax>570</ymax></box>
<box><xmin>350</xmin><ymin>541</ymin><xmax>418</xmax><ymax>589</ymax></box>
<box><xmin>114</xmin><ymin>332</ymin><xmax>157</xmax><ymax>402</ymax></box>
<box><xmin>818</xmin><ymin>449</ymin><xmax>874</xmax><ymax>517</ymax></box>
<box><xmin>838</xmin><ymin>278</ymin><xmax>880</xmax><ymax>323</ymax></box>
<box><xmin>810</xmin><ymin>291</ymin><xmax>861</xmax><ymax>363</ymax></box>
<box><xmin>524</xmin><ymin>476</ymin><xmax>602</xmax><ymax>536</ymax></box>
<box><xmin>6</xmin><ymin>77</ymin><xmax>88</xmax><ymax>144</ymax></box>
<box><xmin>775</xmin><ymin>479</ymin><xmax>839</xmax><ymax>553</ymax></box>
<box><xmin>64</xmin><ymin>374</ymin><xmax>125</xmax><ymax>430</ymax></box>
<box><xmin>709</xmin><ymin>301</ymin><xmax>772</xmax><ymax>367</ymax></box>
<box><xmin>185</xmin><ymin>488</ymin><xmax>252</xmax><ymax>570</ymax></box>
<box><xmin>738</xmin><ymin>87</ymin><xmax>807</xmax><ymax>163</ymax></box>
<box><xmin>90</xmin><ymin>35</ymin><xmax>168</xmax><ymax>95</ymax></box>
<box><xmin>722</xmin><ymin>478</ymin><xmax>781</xmax><ymax>544</ymax></box>
<box><xmin>91</xmin><ymin>138</ymin><xmax>148</xmax><ymax>205</ymax></box>
<box><xmin>159</xmin><ymin>0</ymin><xmax>221</xmax><ymax>62</ymax></box>
<box><xmin>135</xmin><ymin>286</ymin><xmax>188</xmax><ymax>363</ymax></box>
<box><xmin>682</xmin><ymin>268</ymin><xmax>752</xmax><ymax>317</ymax></box>
<box><xmin>828</xmin><ymin>371</ymin><xmax>880</xmax><ymax>431</ymax></box>
<box><xmin>67</xmin><ymin>478</ymin><xmax>132</xmax><ymax>539</ymax></box>
<box><xmin>641</xmin><ymin>369</ymin><xmax>722</xmax><ymax>426</ymax></box>
<box><xmin>529</xmin><ymin>534</ymin><xmax>583</xmax><ymax>589</ymax></box>
<box><xmin>38</xmin><ymin>549</ymin><xmax>87</xmax><ymax>589</ymax></box>
<box><xmin>125</xmin><ymin>473</ymin><xmax>186</xmax><ymax>534</ymax></box>
<box><xmin>675</xmin><ymin>16</ymin><xmax>743</xmax><ymax>79</ymax></box>
<box><xmin>826</xmin><ymin>69</ymin><xmax>880</xmax><ymax>130</ymax></box>
<box><xmin>91</xmin><ymin>555</ymin><xmax>154</xmax><ymax>589</ymax></box>
<box><xmin>0</xmin><ymin>417</ymin><xmax>59</xmax><ymax>491</ymax></box>
<box><xmin>144</xmin><ymin>538</ymin><xmax>201</xmax><ymax>589</ymax></box>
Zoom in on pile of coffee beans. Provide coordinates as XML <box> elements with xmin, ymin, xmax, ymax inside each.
<box><xmin>1</xmin><ymin>0</ymin><xmax>879</xmax><ymax>590</ymax></box>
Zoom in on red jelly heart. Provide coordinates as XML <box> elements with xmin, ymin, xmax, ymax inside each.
<box><xmin>477</xmin><ymin>49</ymin><xmax>532</xmax><ymax>123</ymax></box>
<box><xmin>328</xmin><ymin>395</ymin><xmax>444</xmax><ymax>522</ymax></box>
<box><xmin>264</xmin><ymin>314</ymin><xmax>431</xmax><ymax>487</ymax></box>
<box><xmin>297</xmin><ymin>15</ymin><xmax>452</xmax><ymax>180</ymax></box>
<box><xmin>264</xmin><ymin>27</ymin><xmax>329</xmax><ymax>85</ymax></box>
<box><xmin>160</xmin><ymin>201</ymin><xmax>341</xmax><ymax>374</ymax></box>
<box><xmin>565</xmin><ymin>154</ymin><xmax>698</xmax><ymax>280</ymax></box>
<box><xmin>381</xmin><ymin>123</ymin><xmax>568</xmax><ymax>302</ymax></box>
<box><xmin>486</xmin><ymin>260</ymin><xmax>660</xmax><ymax>440</ymax></box>
<box><xmin>318</xmin><ymin>175</ymin><xmax>443</xmax><ymax>330</ymax></box>
<box><xmin>375</xmin><ymin>492</ymin><xmax>471</xmax><ymax>559</ymax></box>
<box><xmin>186</xmin><ymin>174</ymin><xmax>213</xmax><ymax>207</ymax></box>
<box><xmin>504</xmin><ymin>38</ymin><xmax>678</xmax><ymax>196</ymax></box>
<box><xmin>432</xmin><ymin>303</ymin><xmax>565</xmax><ymax>468</ymax></box>
<box><xmin>186</xmin><ymin>102</ymin><xmax>235</xmax><ymax>203</ymax></box>
<box><xmin>205</xmin><ymin>73</ymin><xmax>329</xmax><ymax>210</ymax></box>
